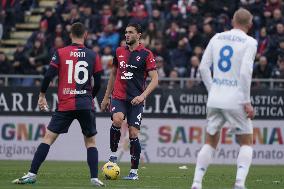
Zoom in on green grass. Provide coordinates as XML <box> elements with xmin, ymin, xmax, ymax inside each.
<box><xmin>0</xmin><ymin>160</ymin><xmax>283</xmax><ymax>189</ymax></box>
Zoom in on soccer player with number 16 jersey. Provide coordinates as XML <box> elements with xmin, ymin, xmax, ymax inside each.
<box><xmin>12</xmin><ymin>22</ymin><xmax>105</xmax><ymax>187</ymax></box>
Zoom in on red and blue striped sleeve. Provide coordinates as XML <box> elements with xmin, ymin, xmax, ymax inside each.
<box><xmin>50</xmin><ymin>50</ymin><xmax>60</xmax><ymax>69</ymax></box>
<box><xmin>146</xmin><ymin>50</ymin><xmax>157</xmax><ymax>72</ymax></box>
<box><xmin>93</xmin><ymin>54</ymin><xmax>103</xmax><ymax>73</ymax></box>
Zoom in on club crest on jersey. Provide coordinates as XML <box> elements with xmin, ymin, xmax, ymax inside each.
<box><xmin>52</xmin><ymin>54</ymin><xmax>57</xmax><ymax>61</ymax></box>
<box><xmin>136</xmin><ymin>56</ymin><xmax>141</xmax><ymax>61</ymax></box>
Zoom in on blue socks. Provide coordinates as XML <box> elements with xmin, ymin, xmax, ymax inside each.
<box><xmin>29</xmin><ymin>143</ymin><xmax>50</xmax><ymax>174</ymax></box>
<box><xmin>129</xmin><ymin>137</ymin><xmax>141</xmax><ymax>169</ymax></box>
<box><xmin>87</xmin><ymin>147</ymin><xmax>98</xmax><ymax>178</ymax></box>
<box><xmin>110</xmin><ymin>125</ymin><xmax>121</xmax><ymax>152</ymax></box>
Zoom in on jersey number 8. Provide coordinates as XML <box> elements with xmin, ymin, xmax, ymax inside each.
<box><xmin>66</xmin><ymin>60</ymin><xmax>88</xmax><ymax>84</ymax></box>
<box><xmin>218</xmin><ymin>45</ymin><xmax>233</xmax><ymax>72</ymax></box>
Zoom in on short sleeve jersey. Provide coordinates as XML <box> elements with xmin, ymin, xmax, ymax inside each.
<box><xmin>112</xmin><ymin>44</ymin><xmax>156</xmax><ymax>101</ymax></box>
<box><xmin>50</xmin><ymin>43</ymin><xmax>102</xmax><ymax>111</ymax></box>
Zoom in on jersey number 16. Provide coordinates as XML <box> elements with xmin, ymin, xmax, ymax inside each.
<box><xmin>66</xmin><ymin>60</ymin><xmax>88</xmax><ymax>84</ymax></box>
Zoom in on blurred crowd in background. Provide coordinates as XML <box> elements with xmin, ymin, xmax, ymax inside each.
<box><xmin>0</xmin><ymin>0</ymin><xmax>284</xmax><ymax>88</ymax></box>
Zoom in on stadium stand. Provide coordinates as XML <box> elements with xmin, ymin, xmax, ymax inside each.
<box><xmin>0</xmin><ymin>0</ymin><xmax>283</xmax><ymax>88</ymax></box>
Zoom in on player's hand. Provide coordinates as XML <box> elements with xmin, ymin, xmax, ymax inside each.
<box><xmin>131</xmin><ymin>95</ymin><xmax>145</xmax><ymax>105</ymax></box>
<box><xmin>38</xmin><ymin>93</ymin><xmax>49</xmax><ymax>112</ymax></box>
<box><xmin>244</xmin><ymin>103</ymin><xmax>254</xmax><ymax>119</ymax></box>
<box><xmin>101</xmin><ymin>97</ymin><xmax>110</xmax><ymax>112</ymax></box>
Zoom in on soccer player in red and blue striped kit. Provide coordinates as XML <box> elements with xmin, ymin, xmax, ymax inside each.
<box><xmin>101</xmin><ymin>23</ymin><xmax>159</xmax><ymax>180</ymax></box>
<box><xmin>12</xmin><ymin>22</ymin><xmax>105</xmax><ymax>187</ymax></box>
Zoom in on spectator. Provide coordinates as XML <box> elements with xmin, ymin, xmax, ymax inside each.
<box><xmin>98</xmin><ymin>23</ymin><xmax>119</xmax><ymax>52</ymax></box>
<box><xmin>201</xmin><ymin>22</ymin><xmax>215</xmax><ymax>47</ymax></box>
<box><xmin>112</xmin><ymin>7</ymin><xmax>129</xmax><ymax>38</ymax></box>
<box><xmin>186</xmin><ymin>4</ymin><xmax>202</xmax><ymax>26</ymax></box>
<box><xmin>0</xmin><ymin>52</ymin><xmax>12</xmax><ymax>74</ymax></box>
<box><xmin>101</xmin><ymin>4</ymin><xmax>112</xmax><ymax>27</ymax></box>
<box><xmin>186</xmin><ymin>55</ymin><xmax>201</xmax><ymax>88</ymax></box>
<box><xmin>150</xmin><ymin>8</ymin><xmax>165</xmax><ymax>33</ymax></box>
<box><xmin>266</xmin><ymin>23</ymin><xmax>284</xmax><ymax>65</ymax></box>
<box><xmin>256</xmin><ymin>27</ymin><xmax>269</xmax><ymax>59</ymax></box>
<box><xmin>169</xmin><ymin>38</ymin><xmax>192</xmax><ymax>77</ymax></box>
<box><xmin>24</xmin><ymin>40</ymin><xmax>48</xmax><ymax>75</ymax></box>
<box><xmin>165</xmin><ymin>21</ymin><xmax>185</xmax><ymax>49</ymax></box>
<box><xmin>26</xmin><ymin>20</ymin><xmax>49</xmax><ymax>49</ymax></box>
<box><xmin>129</xmin><ymin>4</ymin><xmax>148</xmax><ymax>30</ymax></box>
<box><xmin>143</xmin><ymin>21</ymin><xmax>160</xmax><ymax>49</ymax></box>
<box><xmin>101</xmin><ymin>46</ymin><xmax>113</xmax><ymax>76</ymax></box>
<box><xmin>80</xmin><ymin>5</ymin><xmax>101</xmax><ymax>33</ymax></box>
<box><xmin>49</xmin><ymin>24</ymin><xmax>70</xmax><ymax>47</ymax></box>
<box><xmin>65</xmin><ymin>6</ymin><xmax>80</xmax><ymax>26</ymax></box>
<box><xmin>155</xmin><ymin>56</ymin><xmax>166</xmax><ymax>78</ymax></box>
<box><xmin>272</xmin><ymin>56</ymin><xmax>284</xmax><ymax>88</ymax></box>
<box><xmin>253</xmin><ymin>56</ymin><xmax>273</xmax><ymax>88</ymax></box>
<box><xmin>187</xmin><ymin>23</ymin><xmax>204</xmax><ymax>49</ymax></box>
<box><xmin>165</xmin><ymin>4</ymin><xmax>185</xmax><ymax>28</ymax></box>
<box><xmin>41</xmin><ymin>7</ymin><xmax>58</xmax><ymax>34</ymax></box>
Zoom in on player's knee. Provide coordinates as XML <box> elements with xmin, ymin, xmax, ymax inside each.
<box><xmin>43</xmin><ymin>130</ymin><xmax>58</xmax><ymax>145</ymax></box>
<box><xmin>112</xmin><ymin>114</ymin><xmax>124</xmax><ymax>127</ymax></box>
<box><xmin>237</xmin><ymin>134</ymin><xmax>253</xmax><ymax>146</ymax></box>
<box><xmin>84</xmin><ymin>136</ymin><xmax>96</xmax><ymax>148</ymax></box>
<box><xmin>129</xmin><ymin>127</ymin><xmax>139</xmax><ymax>138</ymax></box>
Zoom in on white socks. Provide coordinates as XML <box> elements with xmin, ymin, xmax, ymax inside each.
<box><xmin>130</xmin><ymin>169</ymin><xmax>138</xmax><ymax>174</ymax></box>
<box><xmin>235</xmin><ymin>145</ymin><xmax>253</xmax><ymax>187</ymax></box>
<box><xmin>192</xmin><ymin>144</ymin><xmax>215</xmax><ymax>185</ymax></box>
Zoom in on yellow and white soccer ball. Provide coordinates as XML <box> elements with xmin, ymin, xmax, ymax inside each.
<box><xmin>102</xmin><ymin>162</ymin><xmax>120</xmax><ymax>180</ymax></box>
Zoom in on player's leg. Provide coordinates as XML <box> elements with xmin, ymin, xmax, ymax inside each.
<box><xmin>77</xmin><ymin>109</ymin><xmax>104</xmax><ymax>187</ymax></box>
<box><xmin>12</xmin><ymin>111</ymin><xmax>74</xmax><ymax>184</ymax></box>
<box><xmin>109</xmin><ymin>99</ymin><xmax>126</xmax><ymax>163</ymax></box>
<box><xmin>234</xmin><ymin>134</ymin><xmax>253</xmax><ymax>189</ymax></box>
<box><xmin>224</xmin><ymin>109</ymin><xmax>253</xmax><ymax>189</ymax></box>
<box><xmin>191</xmin><ymin>108</ymin><xmax>225</xmax><ymax>189</ymax></box>
<box><xmin>123</xmin><ymin>102</ymin><xmax>143</xmax><ymax>180</ymax></box>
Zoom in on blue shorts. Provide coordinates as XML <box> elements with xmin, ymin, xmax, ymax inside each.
<box><xmin>48</xmin><ymin>109</ymin><xmax>97</xmax><ymax>137</ymax></box>
<box><xmin>111</xmin><ymin>99</ymin><xmax>143</xmax><ymax>129</ymax></box>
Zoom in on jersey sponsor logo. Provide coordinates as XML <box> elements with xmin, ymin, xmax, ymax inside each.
<box><xmin>70</xmin><ymin>51</ymin><xmax>86</xmax><ymax>57</ymax></box>
<box><xmin>136</xmin><ymin>56</ymin><xmax>141</xmax><ymax>61</ymax></box>
<box><xmin>119</xmin><ymin>61</ymin><xmax>137</xmax><ymax>80</ymax></box>
<box><xmin>213</xmin><ymin>78</ymin><xmax>237</xmax><ymax>87</ymax></box>
<box><xmin>118</xmin><ymin>55</ymin><xmax>124</xmax><ymax>58</ymax></box>
<box><xmin>63</xmin><ymin>88</ymin><xmax>87</xmax><ymax>95</ymax></box>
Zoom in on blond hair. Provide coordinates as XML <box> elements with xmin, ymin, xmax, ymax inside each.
<box><xmin>233</xmin><ymin>8</ymin><xmax>253</xmax><ymax>27</ymax></box>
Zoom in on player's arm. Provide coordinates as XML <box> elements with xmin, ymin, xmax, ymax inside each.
<box><xmin>199</xmin><ymin>37</ymin><xmax>214</xmax><ymax>91</ymax></box>
<box><xmin>92</xmin><ymin>54</ymin><xmax>103</xmax><ymax>98</ymax></box>
<box><xmin>38</xmin><ymin>55</ymin><xmax>59</xmax><ymax>111</ymax></box>
<box><xmin>240</xmin><ymin>40</ymin><xmax>257</xmax><ymax>119</ymax></box>
<box><xmin>131</xmin><ymin>51</ymin><xmax>158</xmax><ymax>105</ymax></box>
<box><xmin>101</xmin><ymin>56</ymin><xmax>118</xmax><ymax>111</ymax></box>
<box><xmin>92</xmin><ymin>72</ymin><xmax>102</xmax><ymax>97</ymax></box>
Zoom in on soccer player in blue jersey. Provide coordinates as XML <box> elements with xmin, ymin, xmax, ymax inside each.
<box><xmin>12</xmin><ymin>22</ymin><xmax>105</xmax><ymax>187</ymax></box>
<box><xmin>101</xmin><ymin>23</ymin><xmax>159</xmax><ymax>180</ymax></box>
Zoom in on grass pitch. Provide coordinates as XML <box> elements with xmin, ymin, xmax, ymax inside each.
<box><xmin>0</xmin><ymin>160</ymin><xmax>283</xmax><ymax>189</ymax></box>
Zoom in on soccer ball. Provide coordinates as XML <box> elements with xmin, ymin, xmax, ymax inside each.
<box><xmin>102</xmin><ymin>162</ymin><xmax>120</xmax><ymax>180</ymax></box>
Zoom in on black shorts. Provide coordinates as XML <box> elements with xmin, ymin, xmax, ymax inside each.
<box><xmin>111</xmin><ymin>99</ymin><xmax>143</xmax><ymax>129</ymax></box>
<box><xmin>48</xmin><ymin>109</ymin><xmax>97</xmax><ymax>137</ymax></box>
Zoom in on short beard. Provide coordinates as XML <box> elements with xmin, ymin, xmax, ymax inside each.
<box><xmin>126</xmin><ymin>39</ymin><xmax>136</xmax><ymax>46</ymax></box>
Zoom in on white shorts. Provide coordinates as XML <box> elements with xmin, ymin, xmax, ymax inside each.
<box><xmin>206</xmin><ymin>107</ymin><xmax>253</xmax><ymax>135</ymax></box>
